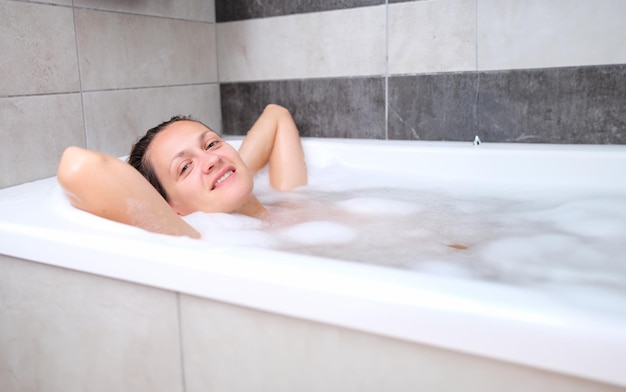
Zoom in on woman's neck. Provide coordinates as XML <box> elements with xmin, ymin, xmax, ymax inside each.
<box><xmin>237</xmin><ymin>194</ymin><xmax>267</xmax><ymax>216</ymax></box>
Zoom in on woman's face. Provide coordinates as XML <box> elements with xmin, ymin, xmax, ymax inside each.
<box><xmin>147</xmin><ymin>120</ymin><xmax>254</xmax><ymax>216</ymax></box>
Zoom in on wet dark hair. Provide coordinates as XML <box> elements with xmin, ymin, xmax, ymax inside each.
<box><xmin>128</xmin><ymin>115</ymin><xmax>200</xmax><ymax>201</ymax></box>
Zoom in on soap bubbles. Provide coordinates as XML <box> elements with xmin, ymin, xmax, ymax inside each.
<box><xmin>184</xmin><ymin>166</ymin><xmax>626</xmax><ymax>317</ymax></box>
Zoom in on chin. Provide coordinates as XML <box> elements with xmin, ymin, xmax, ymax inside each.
<box><xmin>182</xmin><ymin>178</ymin><xmax>254</xmax><ymax>215</ymax></box>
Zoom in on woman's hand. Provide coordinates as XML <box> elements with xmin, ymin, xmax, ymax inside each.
<box><xmin>237</xmin><ymin>104</ymin><xmax>308</xmax><ymax>191</ymax></box>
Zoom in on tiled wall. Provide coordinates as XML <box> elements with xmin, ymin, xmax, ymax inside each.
<box><xmin>218</xmin><ymin>0</ymin><xmax>626</xmax><ymax>144</ymax></box>
<box><xmin>1</xmin><ymin>0</ymin><xmax>219</xmax><ymax>188</ymax></box>
<box><xmin>2</xmin><ymin>0</ymin><xmax>625</xmax><ymax>188</ymax></box>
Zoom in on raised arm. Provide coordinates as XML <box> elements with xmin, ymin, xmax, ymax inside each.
<box><xmin>57</xmin><ymin>146</ymin><xmax>200</xmax><ymax>238</ymax></box>
<box><xmin>237</xmin><ymin>104</ymin><xmax>308</xmax><ymax>190</ymax></box>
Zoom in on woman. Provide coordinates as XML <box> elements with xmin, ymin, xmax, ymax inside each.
<box><xmin>57</xmin><ymin>104</ymin><xmax>308</xmax><ymax>239</ymax></box>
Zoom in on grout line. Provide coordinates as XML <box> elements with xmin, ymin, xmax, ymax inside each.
<box><xmin>9</xmin><ymin>0</ymin><xmax>72</xmax><ymax>8</ymax></box>
<box><xmin>70</xmin><ymin>5</ymin><xmax>212</xmax><ymax>24</ymax></box>
<box><xmin>79</xmin><ymin>82</ymin><xmax>221</xmax><ymax>94</ymax></box>
<box><xmin>214</xmin><ymin>17</ymin><xmax>224</xmax><ymax>133</ymax></box>
<box><xmin>474</xmin><ymin>0</ymin><xmax>481</xmax><ymax>139</ymax></box>
<box><xmin>384</xmin><ymin>0</ymin><xmax>389</xmax><ymax>140</ymax></box>
<box><xmin>176</xmin><ymin>293</ymin><xmax>187</xmax><ymax>392</ymax></box>
<box><xmin>475</xmin><ymin>0</ymin><xmax>479</xmax><ymax>72</ymax></box>
<box><xmin>71</xmin><ymin>0</ymin><xmax>89</xmax><ymax>148</ymax></box>
<box><xmin>0</xmin><ymin>82</ymin><xmax>220</xmax><ymax>100</ymax></box>
<box><xmin>0</xmin><ymin>91</ymin><xmax>81</xmax><ymax>99</ymax></box>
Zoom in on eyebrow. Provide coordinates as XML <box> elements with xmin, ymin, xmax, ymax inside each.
<box><xmin>169</xmin><ymin>130</ymin><xmax>212</xmax><ymax>175</ymax></box>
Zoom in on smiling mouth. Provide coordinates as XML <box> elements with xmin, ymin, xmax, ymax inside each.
<box><xmin>212</xmin><ymin>170</ymin><xmax>234</xmax><ymax>190</ymax></box>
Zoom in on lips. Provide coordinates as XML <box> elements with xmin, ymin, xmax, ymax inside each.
<box><xmin>211</xmin><ymin>168</ymin><xmax>235</xmax><ymax>190</ymax></box>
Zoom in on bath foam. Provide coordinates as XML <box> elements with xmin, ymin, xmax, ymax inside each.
<box><xmin>335</xmin><ymin>197</ymin><xmax>421</xmax><ymax>215</ymax></box>
<box><xmin>186</xmin><ymin>178</ymin><xmax>626</xmax><ymax>300</ymax></box>
<box><xmin>279</xmin><ymin>221</ymin><xmax>357</xmax><ymax>246</ymax></box>
<box><xmin>187</xmin><ymin>181</ymin><xmax>626</xmax><ymax>322</ymax></box>
<box><xmin>183</xmin><ymin>212</ymin><xmax>274</xmax><ymax>248</ymax></box>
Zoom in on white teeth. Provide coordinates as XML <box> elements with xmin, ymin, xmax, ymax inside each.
<box><xmin>216</xmin><ymin>170</ymin><xmax>233</xmax><ymax>186</ymax></box>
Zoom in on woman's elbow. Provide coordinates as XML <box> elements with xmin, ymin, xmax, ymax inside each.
<box><xmin>56</xmin><ymin>146</ymin><xmax>114</xmax><ymax>197</ymax></box>
<box><xmin>58</xmin><ymin>146</ymin><xmax>84</xmax><ymax>183</ymax></box>
<box><xmin>264</xmin><ymin>103</ymin><xmax>286</xmax><ymax>111</ymax></box>
<box><xmin>264</xmin><ymin>103</ymin><xmax>292</xmax><ymax>118</ymax></box>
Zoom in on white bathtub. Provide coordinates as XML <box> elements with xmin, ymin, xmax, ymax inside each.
<box><xmin>1</xmin><ymin>138</ymin><xmax>626</xmax><ymax>389</ymax></box>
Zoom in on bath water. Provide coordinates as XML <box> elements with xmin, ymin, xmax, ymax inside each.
<box><xmin>183</xmin><ymin>164</ymin><xmax>626</xmax><ymax>315</ymax></box>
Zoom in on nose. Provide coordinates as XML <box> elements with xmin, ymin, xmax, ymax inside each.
<box><xmin>200</xmin><ymin>151</ymin><xmax>220</xmax><ymax>173</ymax></box>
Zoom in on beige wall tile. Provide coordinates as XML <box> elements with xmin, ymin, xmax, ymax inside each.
<box><xmin>82</xmin><ymin>84</ymin><xmax>221</xmax><ymax>156</ymax></box>
<box><xmin>75</xmin><ymin>9</ymin><xmax>217</xmax><ymax>91</ymax></box>
<box><xmin>217</xmin><ymin>6</ymin><xmax>386</xmax><ymax>82</ymax></box>
<box><xmin>75</xmin><ymin>0</ymin><xmax>215</xmax><ymax>22</ymax></box>
<box><xmin>0</xmin><ymin>255</ymin><xmax>183</xmax><ymax>392</ymax></box>
<box><xmin>0</xmin><ymin>1</ymin><xmax>80</xmax><ymax>96</ymax></box>
<box><xmin>179</xmin><ymin>294</ymin><xmax>622</xmax><ymax>392</ymax></box>
<box><xmin>478</xmin><ymin>0</ymin><xmax>626</xmax><ymax>71</ymax></box>
<box><xmin>388</xmin><ymin>0</ymin><xmax>477</xmax><ymax>75</ymax></box>
<box><xmin>0</xmin><ymin>94</ymin><xmax>84</xmax><ymax>187</ymax></box>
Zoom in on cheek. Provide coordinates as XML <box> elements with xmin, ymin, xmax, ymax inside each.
<box><xmin>225</xmin><ymin>147</ymin><xmax>247</xmax><ymax>166</ymax></box>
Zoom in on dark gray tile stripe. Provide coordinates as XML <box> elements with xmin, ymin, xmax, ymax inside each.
<box><xmin>221</xmin><ymin>64</ymin><xmax>626</xmax><ymax>144</ymax></box>
<box><xmin>476</xmin><ymin>65</ymin><xmax>626</xmax><ymax>144</ymax></box>
<box><xmin>388</xmin><ymin>72</ymin><xmax>480</xmax><ymax>142</ymax></box>
<box><xmin>392</xmin><ymin>64</ymin><xmax>626</xmax><ymax>143</ymax></box>
<box><xmin>216</xmin><ymin>0</ymin><xmax>384</xmax><ymax>23</ymax></box>
<box><xmin>221</xmin><ymin>77</ymin><xmax>386</xmax><ymax>139</ymax></box>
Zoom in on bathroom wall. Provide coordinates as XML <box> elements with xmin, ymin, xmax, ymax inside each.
<box><xmin>217</xmin><ymin>0</ymin><xmax>626</xmax><ymax>144</ymax></box>
<box><xmin>2</xmin><ymin>0</ymin><xmax>625</xmax><ymax>189</ymax></box>
<box><xmin>0</xmin><ymin>0</ymin><xmax>220</xmax><ymax>188</ymax></box>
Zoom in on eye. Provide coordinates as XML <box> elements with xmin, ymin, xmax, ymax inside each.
<box><xmin>205</xmin><ymin>140</ymin><xmax>219</xmax><ymax>150</ymax></box>
<box><xmin>180</xmin><ymin>162</ymin><xmax>191</xmax><ymax>176</ymax></box>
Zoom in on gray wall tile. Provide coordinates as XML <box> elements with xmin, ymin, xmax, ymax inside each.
<box><xmin>216</xmin><ymin>0</ymin><xmax>383</xmax><ymax>22</ymax></box>
<box><xmin>0</xmin><ymin>94</ymin><xmax>84</xmax><ymax>187</ymax></box>
<box><xmin>387</xmin><ymin>65</ymin><xmax>626</xmax><ymax>144</ymax></box>
<box><xmin>221</xmin><ymin>78</ymin><xmax>385</xmax><ymax>139</ymax></box>
<box><xmin>0</xmin><ymin>255</ymin><xmax>183</xmax><ymax>392</ymax></box>
<box><xmin>388</xmin><ymin>0</ymin><xmax>476</xmax><ymax>75</ymax></box>
<box><xmin>477</xmin><ymin>65</ymin><xmax>626</xmax><ymax>144</ymax></box>
<box><xmin>0</xmin><ymin>1</ymin><xmax>79</xmax><ymax>96</ymax></box>
<box><xmin>478</xmin><ymin>0</ymin><xmax>626</xmax><ymax>71</ymax></box>
<box><xmin>388</xmin><ymin>73</ymin><xmax>479</xmax><ymax>142</ymax></box>
<box><xmin>83</xmin><ymin>84</ymin><xmax>222</xmax><ymax>157</ymax></box>
<box><xmin>178</xmin><ymin>293</ymin><xmax>621</xmax><ymax>392</ymax></box>
<box><xmin>75</xmin><ymin>9</ymin><xmax>217</xmax><ymax>90</ymax></box>
<box><xmin>217</xmin><ymin>6</ymin><xmax>386</xmax><ymax>82</ymax></box>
